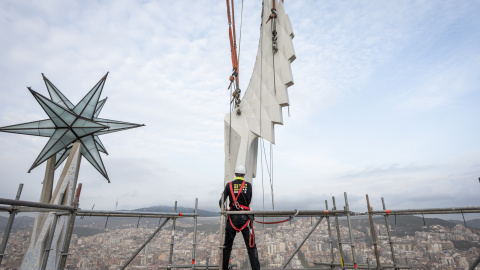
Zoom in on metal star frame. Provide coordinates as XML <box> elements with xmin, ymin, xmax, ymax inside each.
<box><xmin>0</xmin><ymin>73</ymin><xmax>144</xmax><ymax>182</ymax></box>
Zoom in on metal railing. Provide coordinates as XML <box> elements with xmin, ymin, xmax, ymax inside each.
<box><xmin>0</xmin><ymin>183</ymin><xmax>200</xmax><ymax>270</ymax></box>
<box><xmin>2</xmin><ymin>184</ymin><xmax>480</xmax><ymax>270</ymax></box>
<box><xmin>218</xmin><ymin>191</ymin><xmax>480</xmax><ymax>270</ymax></box>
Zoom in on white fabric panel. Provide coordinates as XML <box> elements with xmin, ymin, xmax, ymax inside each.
<box><xmin>224</xmin><ymin>0</ymin><xmax>295</xmax><ymax>185</ymax></box>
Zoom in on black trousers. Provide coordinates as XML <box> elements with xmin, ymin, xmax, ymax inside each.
<box><xmin>222</xmin><ymin>214</ymin><xmax>260</xmax><ymax>270</ymax></box>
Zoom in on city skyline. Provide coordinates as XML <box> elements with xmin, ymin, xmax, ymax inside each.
<box><xmin>1</xmin><ymin>215</ymin><xmax>479</xmax><ymax>269</ymax></box>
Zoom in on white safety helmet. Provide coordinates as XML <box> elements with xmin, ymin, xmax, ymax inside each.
<box><xmin>234</xmin><ymin>165</ymin><xmax>246</xmax><ymax>175</ymax></box>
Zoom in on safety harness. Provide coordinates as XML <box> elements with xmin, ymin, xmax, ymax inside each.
<box><xmin>227</xmin><ymin>178</ymin><xmax>298</xmax><ymax>248</ymax></box>
<box><xmin>228</xmin><ymin>179</ymin><xmax>255</xmax><ymax>247</ymax></box>
<box><xmin>229</xmin><ymin>180</ymin><xmax>250</xmax><ymax>212</ymax></box>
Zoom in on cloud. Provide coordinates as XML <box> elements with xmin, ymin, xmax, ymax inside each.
<box><xmin>340</xmin><ymin>163</ymin><xmax>434</xmax><ymax>179</ymax></box>
<box><xmin>392</xmin><ymin>54</ymin><xmax>480</xmax><ymax>112</ymax></box>
<box><xmin>1</xmin><ymin>1</ymin><xmax>480</xmax><ymax>214</ymax></box>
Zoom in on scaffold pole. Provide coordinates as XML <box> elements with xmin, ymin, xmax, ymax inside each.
<box><xmin>0</xmin><ymin>197</ymin><xmax>74</xmax><ymax>211</ymax></box>
<box><xmin>371</xmin><ymin>206</ymin><xmax>480</xmax><ymax>215</ymax></box>
<box><xmin>77</xmin><ymin>209</ymin><xmax>193</xmax><ymax>218</ymax></box>
<box><xmin>192</xmin><ymin>198</ymin><xmax>198</xmax><ymax>270</ymax></box>
<box><xmin>366</xmin><ymin>194</ymin><xmax>380</xmax><ymax>269</ymax></box>
<box><xmin>121</xmin><ymin>217</ymin><xmax>171</xmax><ymax>269</ymax></box>
<box><xmin>40</xmin><ymin>213</ymin><xmax>60</xmax><ymax>270</ymax></box>
<box><xmin>0</xmin><ymin>183</ymin><xmax>23</xmax><ymax>266</ymax></box>
<box><xmin>325</xmin><ymin>200</ymin><xmax>335</xmax><ymax>270</ymax></box>
<box><xmin>282</xmin><ymin>216</ymin><xmax>324</xmax><ymax>268</ymax></box>
<box><xmin>168</xmin><ymin>201</ymin><xmax>178</xmax><ymax>269</ymax></box>
<box><xmin>382</xmin><ymin>197</ymin><xmax>398</xmax><ymax>270</ymax></box>
<box><xmin>332</xmin><ymin>196</ymin><xmax>345</xmax><ymax>270</ymax></box>
<box><xmin>166</xmin><ymin>264</ymin><xmax>236</xmax><ymax>269</ymax></box>
<box><xmin>469</xmin><ymin>253</ymin><xmax>480</xmax><ymax>270</ymax></box>
<box><xmin>225</xmin><ymin>209</ymin><xmax>347</xmax><ymax>216</ymax></box>
<box><xmin>315</xmin><ymin>262</ymin><xmax>411</xmax><ymax>269</ymax></box>
<box><xmin>344</xmin><ymin>192</ymin><xmax>358</xmax><ymax>269</ymax></box>
<box><xmin>58</xmin><ymin>183</ymin><xmax>82</xmax><ymax>270</ymax></box>
<box><xmin>218</xmin><ymin>193</ymin><xmax>226</xmax><ymax>270</ymax></box>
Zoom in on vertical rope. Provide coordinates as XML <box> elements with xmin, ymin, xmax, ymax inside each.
<box><xmin>237</xmin><ymin>0</ymin><xmax>244</xmax><ymax>68</ymax></box>
<box><xmin>271</xmin><ymin>16</ymin><xmax>277</xmax><ymax>95</ymax></box>
<box><xmin>229</xmin><ymin>85</ymin><xmax>232</xmax><ymax>155</ymax></box>
<box><xmin>261</xmin><ymin>139</ymin><xmax>274</xmax><ymax>211</ymax></box>
<box><xmin>259</xmin><ymin>1</ymin><xmax>264</xmax><ymax>139</ymax></box>
<box><xmin>270</xmin><ymin>142</ymin><xmax>274</xmax><ymax>210</ymax></box>
<box><xmin>261</xmin><ymin>139</ymin><xmax>265</xmax><ymax>225</ymax></box>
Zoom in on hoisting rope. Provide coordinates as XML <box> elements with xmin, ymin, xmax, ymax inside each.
<box><xmin>226</xmin><ymin>0</ymin><xmax>244</xmax><ymax>154</ymax></box>
<box><xmin>265</xmin><ymin>0</ymin><xmax>278</xmax><ymax>96</ymax></box>
<box><xmin>260</xmin><ymin>0</ymin><xmax>283</xmax><ymax>210</ymax></box>
<box><xmin>237</xmin><ymin>0</ymin><xmax>244</xmax><ymax>80</ymax></box>
<box><xmin>261</xmin><ymin>139</ymin><xmax>275</xmax><ymax>210</ymax></box>
<box><xmin>249</xmin><ymin>209</ymin><xmax>298</xmax><ymax>248</ymax></box>
<box><xmin>270</xmin><ymin>140</ymin><xmax>274</xmax><ymax>209</ymax></box>
<box><xmin>265</xmin><ymin>0</ymin><xmax>277</xmax><ymax>24</ymax></box>
<box><xmin>226</xmin><ymin>0</ymin><xmax>241</xmax><ymax>108</ymax></box>
<box><xmin>254</xmin><ymin>209</ymin><xmax>298</xmax><ymax>224</ymax></box>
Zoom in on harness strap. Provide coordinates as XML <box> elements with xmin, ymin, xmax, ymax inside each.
<box><xmin>249</xmin><ymin>225</ymin><xmax>255</xmax><ymax>248</ymax></box>
<box><xmin>229</xmin><ymin>181</ymin><xmax>249</xmax><ymax>210</ymax></box>
<box><xmin>228</xmin><ymin>180</ymin><xmax>251</xmax><ymax>233</ymax></box>
<box><xmin>229</xmin><ymin>181</ymin><xmax>245</xmax><ymax>203</ymax></box>
<box><xmin>228</xmin><ymin>215</ymin><xmax>250</xmax><ymax>232</ymax></box>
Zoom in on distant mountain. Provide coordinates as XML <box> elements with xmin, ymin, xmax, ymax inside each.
<box><xmin>333</xmin><ymin>215</ymin><xmax>478</xmax><ymax>239</ymax></box>
<box><xmin>448</xmin><ymin>219</ymin><xmax>480</xmax><ymax>229</ymax></box>
<box><xmin>74</xmin><ymin>205</ymin><xmax>219</xmax><ymax>230</ymax></box>
<box><xmin>0</xmin><ymin>216</ymin><xmax>34</xmax><ymax>232</ymax></box>
<box><xmin>0</xmin><ymin>205</ymin><xmax>218</xmax><ymax>232</ymax></box>
<box><xmin>132</xmin><ymin>205</ymin><xmax>219</xmax><ymax>217</ymax></box>
<box><xmin>72</xmin><ymin>226</ymin><xmax>106</xmax><ymax>237</ymax></box>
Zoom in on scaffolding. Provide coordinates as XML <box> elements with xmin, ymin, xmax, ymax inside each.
<box><xmin>1</xmin><ymin>185</ymin><xmax>480</xmax><ymax>270</ymax></box>
<box><xmin>219</xmin><ymin>192</ymin><xmax>480</xmax><ymax>270</ymax></box>
<box><xmin>0</xmin><ymin>183</ymin><xmax>200</xmax><ymax>270</ymax></box>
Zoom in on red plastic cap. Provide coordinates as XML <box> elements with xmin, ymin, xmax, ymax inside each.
<box><xmin>324</xmin><ymin>210</ymin><xmax>329</xmax><ymax>213</ymax></box>
<box><xmin>192</xmin><ymin>260</ymin><xmax>195</xmax><ymax>264</ymax></box>
<box><xmin>386</xmin><ymin>210</ymin><xmax>391</xmax><ymax>213</ymax></box>
<box><xmin>179</xmin><ymin>213</ymin><xmax>183</xmax><ymax>216</ymax></box>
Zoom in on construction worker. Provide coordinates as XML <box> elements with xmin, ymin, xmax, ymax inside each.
<box><xmin>219</xmin><ymin>165</ymin><xmax>260</xmax><ymax>270</ymax></box>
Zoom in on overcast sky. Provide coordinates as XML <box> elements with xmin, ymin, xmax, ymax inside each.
<box><xmin>1</xmin><ymin>1</ymin><xmax>479</xmax><ymax>215</ymax></box>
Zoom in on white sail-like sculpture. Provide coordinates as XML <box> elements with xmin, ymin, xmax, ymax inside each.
<box><xmin>224</xmin><ymin>0</ymin><xmax>295</xmax><ymax>185</ymax></box>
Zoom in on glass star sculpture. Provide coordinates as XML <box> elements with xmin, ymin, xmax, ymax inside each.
<box><xmin>0</xmin><ymin>73</ymin><xmax>144</xmax><ymax>182</ymax></box>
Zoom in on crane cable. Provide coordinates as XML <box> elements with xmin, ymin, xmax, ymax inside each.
<box><xmin>226</xmin><ymin>0</ymin><xmax>243</xmax><ymax>155</ymax></box>
<box><xmin>261</xmin><ymin>138</ymin><xmax>275</xmax><ymax>210</ymax></box>
<box><xmin>237</xmin><ymin>0</ymin><xmax>243</xmax><ymax>73</ymax></box>
<box><xmin>227</xmin><ymin>0</ymin><xmax>277</xmax><ymax>211</ymax></box>
<box><xmin>226</xmin><ymin>0</ymin><xmax>241</xmax><ymax>108</ymax></box>
<box><xmin>262</xmin><ymin>0</ymin><xmax>279</xmax><ymax>211</ymax></box>
<box><xmin>259</xmin><ymin>0</ymin><xmax>278</xmax><ymax>212</ymax></box>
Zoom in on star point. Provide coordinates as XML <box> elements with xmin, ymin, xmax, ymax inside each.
<box><xmin>0</xmin><ymin>73</ymin><xmax>144</xmax><ymax>182</ymax></box>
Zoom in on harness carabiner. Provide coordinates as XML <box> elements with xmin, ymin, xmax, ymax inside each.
<box><xmin>234</xmin><ymin>201</ymin><xmax>241</xmax><ymax>210</ymax></box>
